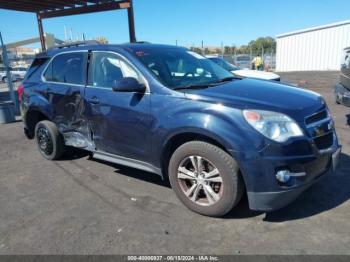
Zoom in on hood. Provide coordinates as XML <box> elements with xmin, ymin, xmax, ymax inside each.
<box><xmin>183</xmin><ymin>78</ymin><xmax>326</xmax><ymax>122</ymax></box>
<box><xmin>233</xmin><ymin>69</ymin><xmax>280</xmax><ymax>80</ymax></box>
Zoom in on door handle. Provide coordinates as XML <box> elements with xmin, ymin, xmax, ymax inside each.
<box><xmin>87</xmin><ymin>97</ymin><xmax>100</xmax><ymax>104</ymax></box>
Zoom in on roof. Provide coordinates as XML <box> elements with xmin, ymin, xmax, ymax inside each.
<box><xmin>277</xmin><ymin>20</ymin><xmax>350</xmax><ymax>38</ymax></box>
<box><xmin>0</xmin><ymin>0</ymin><xmax>131</xmax><ymax>19</ymax></box>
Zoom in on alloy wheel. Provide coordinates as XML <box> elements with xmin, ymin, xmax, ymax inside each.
<box><xmin>177</xmin><ymin>155</ymin><xmax>223</xmax><ymax>206</ymax></box>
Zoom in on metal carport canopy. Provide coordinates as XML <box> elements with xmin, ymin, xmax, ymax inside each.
<box><xmin>0</xmin><ymin>0</ymin><xmax>136</xmax><ymax>50</ymax></box>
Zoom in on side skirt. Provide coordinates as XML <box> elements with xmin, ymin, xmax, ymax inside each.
<box><xmin>93</xmin><ymin>151</ymin><xmax>163</xmax><ymax>179</ymax></box>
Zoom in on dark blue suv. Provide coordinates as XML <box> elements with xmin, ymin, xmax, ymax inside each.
<box><xmin>21</xmin><ymin>43</ymin><xmax>341</xmax><ymax>217</ymax></box>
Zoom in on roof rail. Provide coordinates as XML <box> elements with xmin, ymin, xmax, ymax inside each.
<box><xmin>134</xmin><ymin>41</ymin><xmax>151</xmax><ymax>44</ymax></box>
<box><xmin>48</xmin><ymin>40</ymin><xmax>100</xmax><ymax>50</ymax></box>
<box><xmin>122</xmin><ymin>41</ymin><xmax>151</xmax><ymax>44</ymax></box>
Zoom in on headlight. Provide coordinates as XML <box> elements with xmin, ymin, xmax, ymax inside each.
<box><xmin>243</xmin><ymin>110</ymin><xmax>303</xmax><ymax>142</ymax></box>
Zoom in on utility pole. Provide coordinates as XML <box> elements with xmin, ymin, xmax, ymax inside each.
<box><xmin>69</xmin><ymin>28</ymin><xmax>73</xmax><ymax>42</ymax></box>
<box><xmin>221</xmin><ymin>41</ymin><xmax>224</xmax><ymax>58</ymax></box>
<box><xmin>0</xmin><ymin>31</ymin><xmax>18</xmax><ymax>114</ymax></box>
<box><xmin>64</xmin><ymin>26</ymin><xmax>68</xmax><ymax>42</ymax></box>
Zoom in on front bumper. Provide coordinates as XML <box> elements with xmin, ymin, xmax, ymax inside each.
<box><xmin>247</xmin><ymin>166</ymin><xmax>330</xmax><ymax>211</ymax></box>
<box><xmin>234</xmin><ymin>136</ymin><xmax>341</xmax><ymax>212</ymax></box>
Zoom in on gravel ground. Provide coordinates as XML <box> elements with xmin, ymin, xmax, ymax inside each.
<box><xmin>0</xmin><ymin>71</ymin><xmax>349</xmax><ymax>255</ymax></box>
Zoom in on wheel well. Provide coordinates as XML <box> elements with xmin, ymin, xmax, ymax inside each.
<box><xmin>25</xmin><ymin>110</ymin><xmax>49</xmax><ymax>139</ymax></box>
<box><xmin>161</xmin><ymin>132</ymin><xmax>228</xmax><ymax>178</ymax></box>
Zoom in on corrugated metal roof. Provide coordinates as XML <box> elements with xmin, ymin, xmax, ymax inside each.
<box><xmin>0</xmin><ymin>0</ymin><xmax>131</xmax><ymax>18</ymax></box>
<box><xmin>277</xmin><ymin>20</ymin><xmax>350</xmax><ymax>38</ymax></box>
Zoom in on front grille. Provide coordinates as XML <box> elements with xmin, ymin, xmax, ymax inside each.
<box><xmin>314</xmin><ymin>132</ymin><xmax>333</xmax><ymax>150</ymax></box>
<box><xmin>304</xmin><ymin>109</ymin><xmax>334</xmax><ymax>151</ymax></box>
<box><xmin>305</xmin><ymin>109</ymin><xmax>328</xmax><ymax>125</ymax></box>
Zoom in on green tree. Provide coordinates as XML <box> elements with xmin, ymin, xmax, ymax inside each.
<box><xmin>236</xmin><ymin>45</ymin><xmax>249</xmax><ymax>54</ymax></box>
<box><xmin>248</xmin><ymin>36</ymin><xmax>276</xmax><ymax>54</ymax></box>
<box><xmin>224</xmin><ymin>46</ymin><xmax>231</xmax><ymax>55</ymax></box>
<box><xmin>231</xmin><ymin>45</ymin><xmax>237</xmax><ymax>55</ymax></box>
<box><xmin>190</xmin><ymin>47</ymin><xmax>202</xmax><ymax>55</ymax></box>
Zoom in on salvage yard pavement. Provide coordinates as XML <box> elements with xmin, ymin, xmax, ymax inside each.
<box><xmin>0</xmin><ymin>71</ymin><xmax>349</xmax><ymax>254</ymax></box>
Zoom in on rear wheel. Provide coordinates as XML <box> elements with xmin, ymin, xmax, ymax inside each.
<box><xmin>168</xmin><ymin>141</ymin><xmax>243</xmax><ymax>217</ymax></box>
<box><xmin>35</xmin><ymin>120</ymin><xmax>65</xmax><ymax>160</ymax></box>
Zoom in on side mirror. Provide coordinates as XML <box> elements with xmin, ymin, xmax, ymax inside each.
<box><xmin>112</xmin><ymin>77</ymin><xmax>146</xmax><ymax>93</ymax></box>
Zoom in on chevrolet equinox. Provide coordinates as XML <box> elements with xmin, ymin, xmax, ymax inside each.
<box><xmin>21</xmin><ymin>42</ymin><xmax>341</xmax><ymax>217</ymax></box>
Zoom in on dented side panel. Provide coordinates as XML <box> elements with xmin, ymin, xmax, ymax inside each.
<box><xmin>43</xmin><ymin>82</ymin><xmax>94</xmax><ymax>150</ymax></box>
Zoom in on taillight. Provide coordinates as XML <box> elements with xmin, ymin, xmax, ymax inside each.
<box><xmin>17</xmin><ymin>84</ymin><xmax>24</xmax><ymax>103</ymax></box>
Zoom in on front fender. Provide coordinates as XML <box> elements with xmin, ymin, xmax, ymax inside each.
<box><xmin>150</xmin><ymin>94</ymin><xmax>266</xmax><ymax>167</ymax></box>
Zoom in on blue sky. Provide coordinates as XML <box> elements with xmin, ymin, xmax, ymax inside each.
<box><xmin>0</xmin><ymin>0</ymin><xmax>349</xmax><ymax>48</ymax></box>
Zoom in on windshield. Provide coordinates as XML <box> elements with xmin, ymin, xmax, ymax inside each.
<box><xmin>131</xmin><ymin>48</ymin><xmax>234</xmax><ymax>89</ymax></box>
<box><xmin>209</xmin><ymin>57</ymin><xmax>239</xmax><ymax>71</ymax></box>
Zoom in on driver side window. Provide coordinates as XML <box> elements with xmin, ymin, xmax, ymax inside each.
<box><xmin>89</xmin><ymin>52</ymin><xmax>140</xmax><ymax>88</ymax></box>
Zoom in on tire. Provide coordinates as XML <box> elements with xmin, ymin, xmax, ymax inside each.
<box><xmin>168</xmin><ymin>141</ymin><xmax>244</xmax><ymax>217</ymax></box>
<box><xmin>35</xmin><ymin>120</ymin><xmax>65</xmax><ymax>160</ymax></box>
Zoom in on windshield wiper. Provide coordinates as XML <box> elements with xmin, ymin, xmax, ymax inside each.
<box><xmin>173</xmin><ymin>76</ymin><xmax>241</xmax><ymax>90</ymax></box>
<box><xmin>173</xmin><ymin>84</ymin><xmax>210</xmax><ymax>91</ymax></box>
<box><xmin>211</xmin><ymin>76</ymin><xmax>241</xmax><ymax>84</ymax></box>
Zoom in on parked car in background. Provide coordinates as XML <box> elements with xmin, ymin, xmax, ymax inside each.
<box><xmin>207</xmin><ymin>55</ymin><xmax>280</xmax><ymax>81</ymax></box>
<box><xmin>10</xmin><ymin>66</ymin><xmax>28</xmax><ymax>79</ymax></box>
<box><xmin>335</xmin><ymin>47</ymin><xmax>350</xmax><ymax>107</ymax></box>
<box><xmin>22</xmin><ymin>43</ymin><xmax>341</xmax><ymax>217</ymax></box>
<box><xmin>232</xmin><ymin>54</ymin><xmax>251</xmax><ymax>69</ymax></box>
<box><xmin>0</xmin><ymin>66</ymin><xmax>27</xmax><ymax>82</ymax></box>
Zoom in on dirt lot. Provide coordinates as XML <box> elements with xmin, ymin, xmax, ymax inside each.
<box><xmin>0</xmin><ymin>71</ymin><xmax>349</xmax><ymax>255</ymax></box>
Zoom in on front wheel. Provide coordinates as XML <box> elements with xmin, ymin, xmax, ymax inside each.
<box><xmin>35</xmin><ymin>120</ymin><xmax>65</xmax><ymax>160</ymax></box>
<box><xmin>168</xmin><ymin>141</ymin><xmax>244</xmax><ymax>217</ymax></box>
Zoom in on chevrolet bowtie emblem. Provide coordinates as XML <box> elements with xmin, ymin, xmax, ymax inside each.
<box><xmin>315</xmin><ymin>127</ymin><xmax>324</xmax><ymax>136</ymax></box>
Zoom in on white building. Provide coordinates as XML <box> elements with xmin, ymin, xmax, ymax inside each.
<box><xmin>276</xmin><ymin>20</ymin><xmax>350</xmax><ymax>72</ymax></box>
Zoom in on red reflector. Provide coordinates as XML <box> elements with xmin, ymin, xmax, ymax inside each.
<box><xmin>17</xmin><ymin>84</ymin><xmax>24</xmax><ymax>102</ymax></box>
<box><xmin>244</xmin><ymin>111</ymin><xmax>260</xmax><ymax>121</ymax></box>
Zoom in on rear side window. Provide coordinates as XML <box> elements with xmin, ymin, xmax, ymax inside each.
<box><xmin>25</xmin><ymin>57</ymin><xmax>49</xmax><ymax>81</ymax></box>
<box><xmin>44</xmin><ymin>52</ymin><xmax>87</xmax><ymax>85</ymax></box>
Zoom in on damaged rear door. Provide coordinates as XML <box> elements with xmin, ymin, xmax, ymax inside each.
<box><xmin>42</xmin><ymin>51</ymin><xmax>93</xmax><ymax>149</ymax></box>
